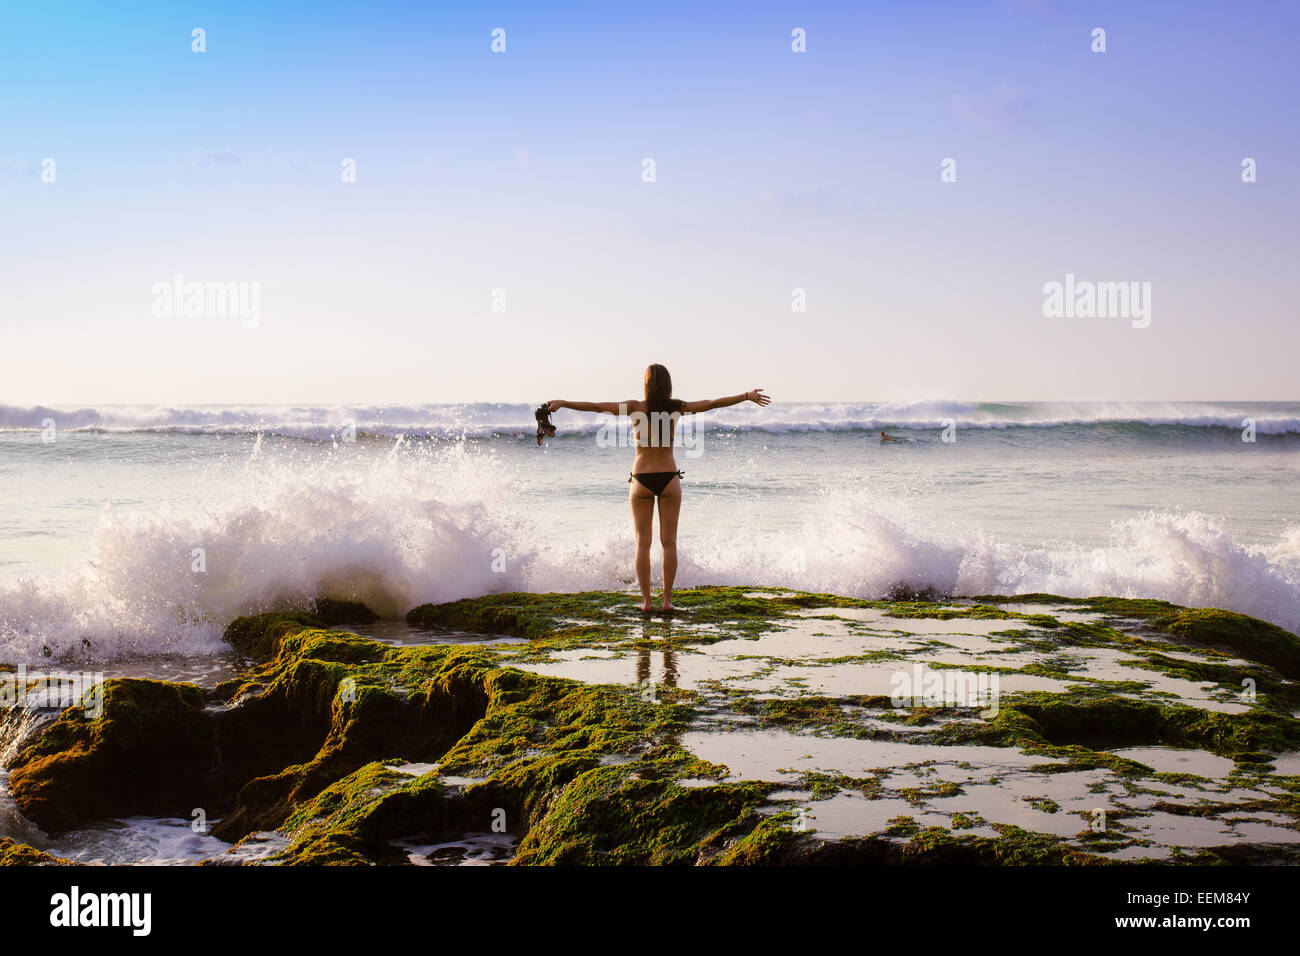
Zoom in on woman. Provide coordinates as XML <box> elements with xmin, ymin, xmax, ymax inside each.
<box><xmin>548</xmin><ymin>365</ymin><xmax>771</xmax><ymax>613</ymax></box>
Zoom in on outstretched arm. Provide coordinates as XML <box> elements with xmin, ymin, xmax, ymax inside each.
<box><xmin>546</xmin><ymin>399</ymin><xmax>636</xmax><ymax>415</ymax></box>
<box><xmin>680</xmin><ymin>389</ymin><xmax>771</xmax><ymax>414</ymax></box>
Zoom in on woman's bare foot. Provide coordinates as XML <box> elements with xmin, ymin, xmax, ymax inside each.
<box><xmin>639</xmin><ymin>600</ymin><xmax>653</xmax><ymax>613</ymax></box>
<box><xmin>660</xmin><ymin>601</ymin><xmax>676</xmax><ymax>612</ymax></box>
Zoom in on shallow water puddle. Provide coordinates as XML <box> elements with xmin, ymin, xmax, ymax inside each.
<box><xmin>756</xmin><ymin>769</ymin><xmax>1112</xmax><ymax>841</ymax></box>
<box><xmin>986</xmin><ymin>603</ymin><xmax>1106</xmax><ymax>624</ymax></box>
<box><xmin>1107</xmin><ymin>746</ymin><xmax>1237</xmax><ymax>778</ymax></box>
<box><xmin>1</xmin><ymin>787</ymin><xmax>235</xmax><ymax>866</ymax></box>
<box><xmin>65</xmin><ymin>654</ymin><xmax>245</xmax><ymax>689</ymax></box>
<box><xmin>50</xmin><ymin>816</ymin><xmax>232</xmax><ymax>865</ymax></box>
<box><xmin>389</xmin><ymin>832</ymin><xmax>516</xmax><ymax>865</ymax></box>
<box><xmin>4</xmin><ymin>731</ymin><xmax>235</xmax><ymax>866</ymax></box>
<box><xmin>510</xmin><ymin>648</ymin><xmax>769</xmax><ymax>689</ymax></box>
<box><xmin>332</xmin><ymin>621</ymin><xmax>526</xmax><ymax>647</ymax></box>
<box><xmin>1267</xmin><ymin>752</ymin><xmax>1300</xmax><ymax>775</ymax></box>
<box><xmin>769</xmin><ymin>792</ymin><xmax>956</xmax><ymax>840</ymax></box>
<box><xmin>499</xmin><ymin>608</ymin><xmax>1271</xmax><ymax>736</ymax></box>
<box><xmin>1074</xmin><ymin>650</ymin><xmax>1249</xmax><ymax>714</ymax></box>
<box><xmin>792</xmin><ymin>606</ymin><xmax>1039</xmax><ymax>636</ymax></box>
<box><xmin>681</xmin><ymin>727</ymin><xmax>1059</xmax><ymax>781</ymax></box>
<box><xmin>217</xmin><ymin>830</ymin><xmax>290</xmax><ymax>865</ymax></box>
<box><xmin>703</xmin><ymin>627</ymin><xmax>929</xmax><ymax>660</ymax></box>
<box><xmin>1120</xmin><ymin>811</ymin><xmax>1260</xmax><ymax>848</ymax></box>
<box><xmin>751</xmin><ymin>757</ymin><xmax>1299</xmax><ymax>850</ymax></box>
<box><xmin>725</xmin><ymin>662</ymin><xmax>1071</xmax><ymax>699</ymax></box>
<box><xmin>502</xmin><ymin>613</ymin><xmax>1072</xmax><ymax>697</ymax></box>
<box><xmin>384</xmin><ymin>762</ymin><xmax>439</xmax><ymax>777</ymax></box>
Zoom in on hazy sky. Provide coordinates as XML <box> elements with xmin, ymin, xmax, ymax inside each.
<box><xmin>2</xmin><ymin>0</ymin><xmax>1297</xmax><ymax>405</ymax></box>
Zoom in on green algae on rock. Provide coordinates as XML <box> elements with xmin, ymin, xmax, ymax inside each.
<box><xmin>6</xmin><ymin>679</ymin><xmax>214</xmax><ymax>834</ymax></box>
<box><xmin>0</xmin><ymin>836</ymin><xmax>68</xmax><ymax>866</ymax></box>
<box><xmin>313</xmin><ymin>598</ymin><xmax>380</xmax><ymax>627</ymax></box>
<box><xmin>976</xmin><ymin>595</ymin><xmax>1300</xmax><ymax>679</ymax></box>
<box><xmin>3</xmin><ymin>587</ymin><xmax>1299</xmax><ymax>865</ymax></box>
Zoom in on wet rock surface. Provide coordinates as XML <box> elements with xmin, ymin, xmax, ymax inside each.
<box><xmin>3</xmin><ymin>587</ymin><xmax>1298</xmax><ymax>864</ymax></box>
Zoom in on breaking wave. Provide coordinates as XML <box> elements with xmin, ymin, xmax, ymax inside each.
<box><xmin>2</xmin><ymin>401</ymin><xmax>1298</xmax><ymax>439</ymax></box>
<box><xmin>1</xmin><ymin>442</ymin><xmax>1296</xmax><ymax>665</ymax></box>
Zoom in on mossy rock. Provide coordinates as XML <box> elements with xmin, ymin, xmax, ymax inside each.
<box><xmin>1152</xmin><ymin>608</ymin><xmax>1300</xmax><ymax>679</ymax></box>
<box><xmin>223</xmin><ymin>611</ymin><xmax>324</xmax><ymax>660</ymax></box>
<box><xmin>513</xmin><ymin>764</ymin><xmax>775</xmax><ymax>865</ymax></box>
<box><xmin>11</xmin><ymin>590</ymin><xmax>1300</xmax><ymax>865</ymax></box>
<box><xmin>0</xmin><ymin>837</ymin><xmax>69</xmax><ymax>866</ymax></box>
<box><xmin>313</xmin><ymin>598</ymin><xmax>379</xmax><ymax>626</ymax></box>
<box><xmin>210</xmin><ymin>642</ymin><xmax>492</xmax><ymax>841</ymax></box>
<box><xmin>5</xmin><ymin>679</ymin><xmax>214</xmax><ymax>834</ymax></box>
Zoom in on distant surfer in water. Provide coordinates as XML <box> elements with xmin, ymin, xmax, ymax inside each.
<box><xmin>880</xmin><ymin>430</ymin><xmax>900</xmax><ymax>444</ymax></box>
<box><xmin>547</xmin><ymin>365</ymin><xmax>770</xmax><ymax>614</ymax></box>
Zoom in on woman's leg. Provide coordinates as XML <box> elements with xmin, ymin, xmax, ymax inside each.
<box><xmin>629</xmin><ymin>481</ymin><xmax>656</xmax><ymax>612</ymax></box>
<box><xmin>656</xmin><ymin>477</ymin><xmax>682</xmax><ymax>610</ymax></box>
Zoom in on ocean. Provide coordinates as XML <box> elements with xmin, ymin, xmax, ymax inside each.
<box><xmin>1</xmin><ymin>400</ymin><xmax>1298</xmax><ymax>667</ymax></box>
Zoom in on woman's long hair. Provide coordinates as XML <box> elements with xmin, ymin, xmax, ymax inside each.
<box><xmin>643</xmin><ymin>364</ymin><xmax>683</xmax><ymax>414</ymax></box>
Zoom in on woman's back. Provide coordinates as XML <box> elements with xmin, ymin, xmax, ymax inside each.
<box><xmin>628</xmin><ymin>399</ymin><xmax>682</xmax><ymax>469</ymax></box>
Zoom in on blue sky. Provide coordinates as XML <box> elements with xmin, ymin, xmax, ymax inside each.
<box><xmin>2</xmin><ymin>0</ymin><xmax>1297</xmax><ymax>404</ymax></box>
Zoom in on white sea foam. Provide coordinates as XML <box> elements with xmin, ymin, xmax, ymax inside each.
<box><xmin>2</xmin><ymin>401</ymin><xmax>1298</xmax><ymax>437</ymax></box>
<box><xmin>1</xmin><ymin>441</ymin><xmax>1296</xmax><ymax>666</ymax></box>
<box><xmin>677</xmin><ymin>493</ymin><xmax>1300</xmax><ymax>633</ymax></box>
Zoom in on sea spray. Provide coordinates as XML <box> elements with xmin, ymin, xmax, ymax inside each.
<box><xmin>1</xmin><ymin>427</ymin><xmax>1298</xmax><ymax>665</ymax></box>
<box><xmin>3</xmin><ymin>401</ymin><xmax>1300</xmax><ymax>438</ymax></box>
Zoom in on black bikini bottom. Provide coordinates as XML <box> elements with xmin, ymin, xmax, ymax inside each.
<box><xmin>628</xmin><ymin>470</ymin><xmax>684</xmax><ymax>496</ymax></box>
